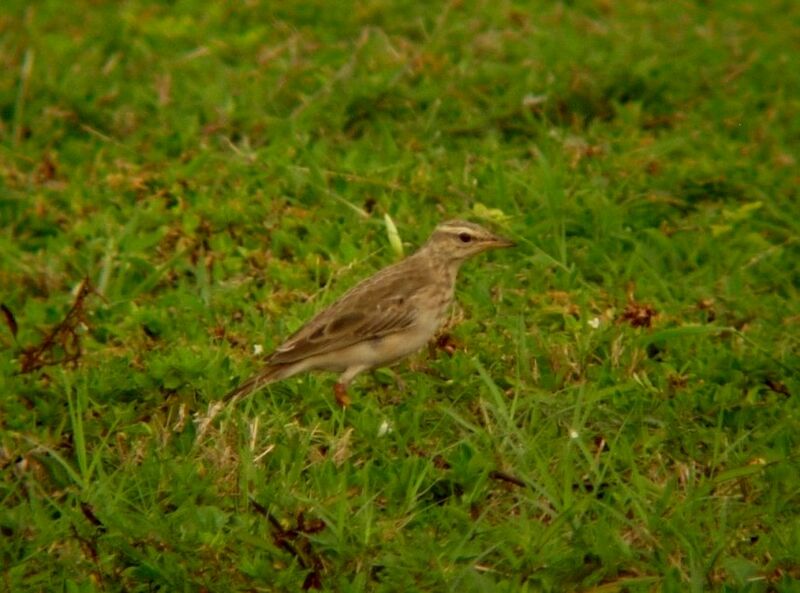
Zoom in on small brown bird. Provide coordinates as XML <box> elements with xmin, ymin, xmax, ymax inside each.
<box><xmin>226</xmin><ymin>219</ymin><xmax>514</xmax><ymax>406</ymax></box>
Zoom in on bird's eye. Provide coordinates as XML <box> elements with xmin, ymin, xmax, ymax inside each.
<box><xmin>458</xmin><ymin>232</ymin><xmax>472</xmax><ymax>243</ymax></box>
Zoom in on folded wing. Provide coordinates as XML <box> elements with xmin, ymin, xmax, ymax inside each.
<box><xmin>268</xmin><ymin>264</ymin><xmax>428</xmax><ymax>364</ymax></box>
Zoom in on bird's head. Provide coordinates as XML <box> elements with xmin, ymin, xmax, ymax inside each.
<box><xmin>423</xmin><ymin>219</ymin><xmax>515</xmax><ymax>263</ymax></box>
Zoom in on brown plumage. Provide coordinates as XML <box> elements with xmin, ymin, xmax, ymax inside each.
<box><xmin>225</xmin><ymin>219</ymin><xmax>514</xmax><ymax>406</ymax></box>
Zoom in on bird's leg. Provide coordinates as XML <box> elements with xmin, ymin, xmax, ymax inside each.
<box><xmin>369</xmin><ymin>368</ymin><xmax>407</xmax><ymax>393</ymax></box>
<box><xmin>335</xmin><ymin>366</ymin><xmax>367</xmax><ymax>407</ymax></box>
<box><xmin>389</xmin><ymin>369</ymin><xmax>407</xmax><ymax>393</ymax></box>
<box><xmin>333</xmin><ymin>382</ymin><xmax>351</xmax><ymax>407</ymax></box>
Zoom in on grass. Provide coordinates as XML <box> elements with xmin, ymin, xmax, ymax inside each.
<box><xmin>1</xmin><ymin>0</ymin><xmax>799</xmax><ymax>591</ymax></box>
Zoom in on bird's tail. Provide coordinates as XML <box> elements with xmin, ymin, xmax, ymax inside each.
<box><xmin>223</xmin><ymin>363</ymin><xmax>292</xmax><ymax>403</ymax></box>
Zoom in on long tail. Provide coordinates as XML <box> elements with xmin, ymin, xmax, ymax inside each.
<box><xmin>223</xmin><ymin>363</ymin><xmax>292</xmax><ymax>403</ymax></box>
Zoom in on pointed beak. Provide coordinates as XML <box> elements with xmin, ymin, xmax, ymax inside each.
<box><xmin>489</xmin><ymin>234</ymin><xmax>516</xmax><ymax>249</ymax></box>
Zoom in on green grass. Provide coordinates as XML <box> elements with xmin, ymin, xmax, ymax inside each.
<box><xmin>2</xmin><ymin>0</ymin><xmax>799</xmax><ymax>591</ymax></box>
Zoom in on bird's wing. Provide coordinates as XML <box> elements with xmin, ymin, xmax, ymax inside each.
<box><xmin>267</xmin><ymin>261</ymin><xmax>429</xmax><ymax>365</ymax></box>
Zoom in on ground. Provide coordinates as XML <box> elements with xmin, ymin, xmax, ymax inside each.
<box><xmin>1</xmin><ymin>1</ymin><xmax>799</xmax><ymax>591</ymax></box>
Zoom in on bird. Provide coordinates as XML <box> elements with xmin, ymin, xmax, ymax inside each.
<box><xmin>225</xmin><ymin>219</ymin><xmax>515</xmax><ymax>406</ymax></box>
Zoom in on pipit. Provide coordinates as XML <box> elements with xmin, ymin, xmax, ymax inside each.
<box><xmin>226</xmin><ymin>219</ymin><xmax>514</xmax><ymax>406</ymax></box>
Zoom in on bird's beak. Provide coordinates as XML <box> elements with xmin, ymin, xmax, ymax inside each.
<box><xmin>488</xmin><ymin>234</ymin><xmax>516</xmax><ymax>249</ymax></box>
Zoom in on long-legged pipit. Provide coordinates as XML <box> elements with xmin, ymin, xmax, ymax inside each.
<box><xmin>226</xmin><ymin>219</ymin><xmax>514</xmax><ymax>406</ymax></box>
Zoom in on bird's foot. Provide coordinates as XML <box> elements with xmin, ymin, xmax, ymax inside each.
<box><xmin>390</xmin><ymin>370</ymin><xmax>407</xmax><ymax>393</ymax></box>
<box><xmin>334</xmin><ymin>383</ymin><xmax>351</xmax><ymax>407</ymax></box>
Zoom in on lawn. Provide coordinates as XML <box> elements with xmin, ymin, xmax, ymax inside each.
<box><xmin>1</xmin><ymin>1</ymin><xmax>799</xmax><ymax>591</ymax></box>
